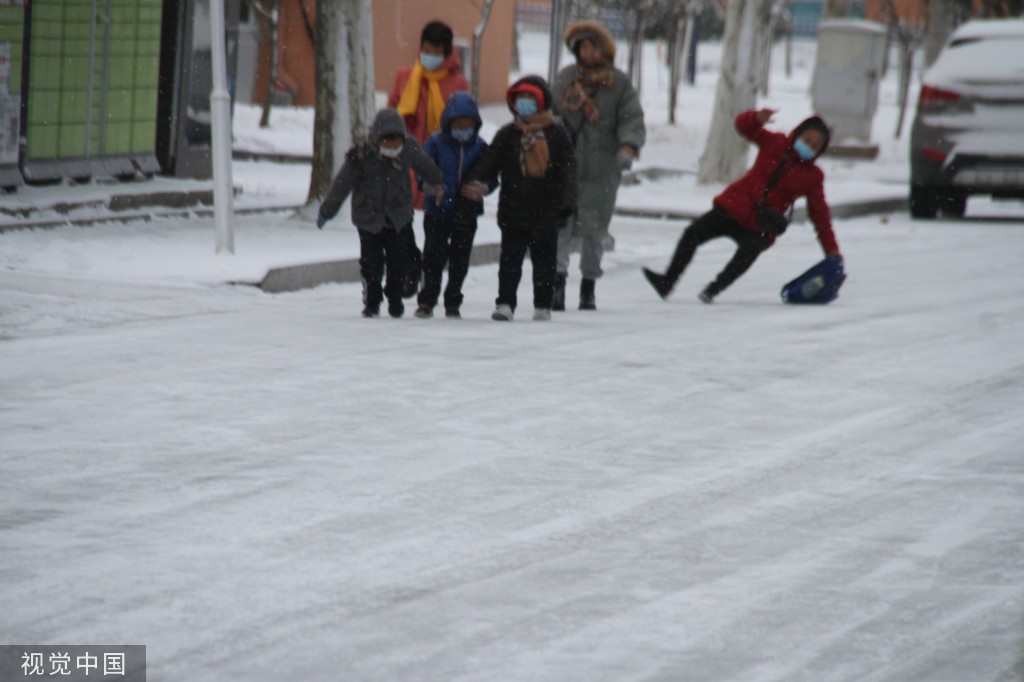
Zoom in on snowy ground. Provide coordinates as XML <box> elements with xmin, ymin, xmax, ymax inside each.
<box><xmin>3</xmin><ymin>33</ymin><xmax>1024</xmax><ymax>682</ymax></box>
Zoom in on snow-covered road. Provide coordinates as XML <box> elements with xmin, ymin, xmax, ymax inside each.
<box><xmin>3</xmin><ymin>211</ymin><xmax>1023</xmax><ymax>681</ymax></box>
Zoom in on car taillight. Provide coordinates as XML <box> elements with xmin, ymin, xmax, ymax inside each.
<box><xmin>919</xmin><ymin>85</ymin><xmax>961</xmax><ymax>107</ymax></box>
<box><xmin>922</xmin><ymin>148</ymin><xmax>947</xmax><ymax>163</ymax></box>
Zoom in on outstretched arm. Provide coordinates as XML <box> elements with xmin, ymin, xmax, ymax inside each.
<box><xmin>735</xmin><ymin>108</ymin><xmax>778</xmax><ymax>148</ymax></box>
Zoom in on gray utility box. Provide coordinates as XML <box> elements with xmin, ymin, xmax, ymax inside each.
<box><xmin>811</xmin><ymin>20</ymin><xmax>888</xmax><ymax>144</ymax></box>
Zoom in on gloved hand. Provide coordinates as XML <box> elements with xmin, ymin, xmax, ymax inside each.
<box><xmin>461</xmin><ymin>180</ymin><xmax>489</xmax><ymax>202</ymax></box>
<box><xmin>423</xmin><ymin>183</ymin><xmax>445</xmax><ymax>207</ymax></box>
<box><xmin>617</xmin><ymin>147</ymin><xmax>635</xmax><ymax>171</ymax></box>
<box><xmin>316</xmin><ymin>214</ymin><xmax>327</xmax><ymax>230</ymax></box>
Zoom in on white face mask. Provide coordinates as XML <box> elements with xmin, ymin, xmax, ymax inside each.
<box><xmin>380</xmin><ymin>145</ymin><xmax>403</xmax><ymax>159</ymax></box>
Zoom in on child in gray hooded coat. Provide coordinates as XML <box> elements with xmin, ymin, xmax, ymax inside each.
<box><xmin>317</xmin><ymin>108</ymin><xmax>443</xmax><ymax>318</ymax></box>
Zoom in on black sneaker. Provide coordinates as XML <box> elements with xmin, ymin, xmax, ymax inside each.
<box><xmin>414</xmin><ymin>305</ymin><xmax>433</xmax><ymax>318</ymax></box>
<box><xmin>698</xmin><ymin>289</ymin><xmax>715</xmax><ymax>304</ymax></box>
<box><xmin>444</xmin><ymin>306</ymin><xmax>461</xmax><ymax>319</ymax></box>
<box><xmin>642</xmin><ymin>268</ymin><xmax>672</xmax><ymax>300</ymax></box>
<box><xmin>362</xmin><ymin>305</ymin><xmax>380</xmax><ymax>318</ymax></box>
<box><xmin>388</xmin><ymin>300</ymin><xmax>404</xmax><ymax>318</ymax></box>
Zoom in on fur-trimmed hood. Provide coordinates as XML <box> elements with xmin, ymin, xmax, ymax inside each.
<box><xmin>564</xmin><ymin>20</ymin><xmax>617</xmax><ymax>62</ymax></box>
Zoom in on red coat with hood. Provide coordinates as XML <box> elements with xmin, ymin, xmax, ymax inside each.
<box><xmin>713</xmin><ymin>111</ymin><xmax>840</xmax><ymax>256</ymax></box>
<box><xmin>387</xmin><ymin>52</ymin><xmax>470</xmax><ymax>209</ymax></box>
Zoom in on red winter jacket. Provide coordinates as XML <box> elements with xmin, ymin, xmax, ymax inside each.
<box><xmin>713</xmin><ymin>111</ymin><xmax>839</xmax><ymax>256</ymax></box>
<box><xmin>387</xmin><ymin>53</ymin><xmax>470</xmax><ymax>210</ymax></box>
<box><xmin>387</xmin><ymin>53</ymin><xmax>471</xmax><ymax>146</ymax></box>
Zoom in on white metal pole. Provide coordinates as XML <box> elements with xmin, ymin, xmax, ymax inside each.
<box><xmin>210</xmin><ymin>0</ymin><xmax>234</xmax><ymax>254</ymax></box>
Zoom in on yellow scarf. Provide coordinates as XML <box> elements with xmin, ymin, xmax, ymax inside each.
<box><xmin>396</xmin><ymin>62</ymin><xmax>449</xmax><ymax>135</ymax></box>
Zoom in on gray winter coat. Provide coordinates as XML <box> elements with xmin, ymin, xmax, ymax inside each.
<box><xmin>553</xmin><ymin>65</ymin><xmax>646</xmax><ymax>239</ymax></box>
<box><xmin>318</xmin><ymin>108</ymin><xmax>443</xmax><ymax>234</ymax></box>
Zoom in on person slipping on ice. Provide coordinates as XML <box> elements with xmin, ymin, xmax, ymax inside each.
<box><xmin>642</xmin><ymin>109</ymin><xmax>843</xmax><ymax>304</ymax></box>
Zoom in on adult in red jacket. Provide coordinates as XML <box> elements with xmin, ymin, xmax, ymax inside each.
<box><xmin>387</xmin><ymin>21</ymin><xmax>470</xmax><ymax>298</ymax></box>
<box><xmin>643</xmin><ymin>109</ymin><xmax>842</xmax><ymax>303</ymax></box>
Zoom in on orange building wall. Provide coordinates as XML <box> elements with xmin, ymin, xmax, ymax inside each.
<box><xmin>252</xmin><ymin>0</ymin><xmax>317</xmax><ymax>108</ymax></box>
<box><xmin>373</xmin><ymin>0</ymin><xmax>517</xmax><ymax>104</ymax></box>
<box><xmin>862</xmin><ymin>0</ymin><xmax>927</xmax><ymax>26</ymax></box>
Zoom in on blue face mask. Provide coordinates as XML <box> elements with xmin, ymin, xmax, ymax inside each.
<box><xmin>794</xmin><ymin>138</ymin><xmax>817</xmax><ymax>160</ymax></box>
<box><xmin>514</xmin><ymin>97</ymin><xmax>538</xmax><ymax>117</ymax></box>
<box><xmin>451</xmin><ymin>128</ymin><xmax>475</xmax><ymax>142</ymax></box>
<box><xmin>420</xmin><ymin>53</ymin><xmax>444</xmax><ymax>72</ymax></box>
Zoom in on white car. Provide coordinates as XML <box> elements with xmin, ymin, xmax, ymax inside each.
<box><xmin>908</xmin><ymin>19</ymin><xmax>1024</xmax><ymax>218</ymax></box>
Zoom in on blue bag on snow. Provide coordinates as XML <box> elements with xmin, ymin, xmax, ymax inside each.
<box><xmin>780</xmin><ymin>256</ymin><xmax>846</xmax><ymax>304</ymax></box>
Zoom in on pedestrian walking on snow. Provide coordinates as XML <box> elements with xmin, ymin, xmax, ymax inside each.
<box><xmin>643</xmin><ymin>109</ymin><xmax>842</xmax><ymax>303</ymax></box>
<box><xmin>462</xmin><ymin>76</ymin><xmax>577</xmax><ymax>322</ymax></box>
<box><xmin>414</xmin><ymin>92</ymin><xmax>497</xmax><ymax>320</ymax></box>
<box><xmin>553</xmin><ymin>19</ymin><xmax>646</xmax><ymax>311</ymax></box>
<box><xmin>387</xmin><ymin>20</ymin><xmax>471</xmax><ymax>300</ymax></box>
<box><xmin>316</xmin><ymin>109</ymin><xmax>443</xmax><ymax>319</ymax></box>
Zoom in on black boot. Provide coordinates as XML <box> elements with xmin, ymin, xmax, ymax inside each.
<box><xmin>552</xmin><ymin>274</ymin><xmax>567</xmax><ymax>311</ymax></box>
<box><xmin>579</xmin><ymin>278</ymin><xmax>596</xmax><ymax>310</ymax></box>
<box><xmin>642</xmin><ymin>268</ymin><xmax>673</xmax><ymax>300</ymax></box>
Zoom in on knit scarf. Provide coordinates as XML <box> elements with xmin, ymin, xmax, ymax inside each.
<box><xmin>559</xmin><ymin>62</ymin><xmax>614</xmax><ymax>125</ymax></box>
<box><xmin>396</xmin><ymin>61</ymin><xmax>449</xmax><ymax>135</ymax></box>
<box><xmin>514</xmin><ymin>110</ymin><xmax>554</xmax><ymax>178</ymax></box>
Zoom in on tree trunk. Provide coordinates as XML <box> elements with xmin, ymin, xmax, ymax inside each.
<box><xmin>628</xmin><ymin>11</ymin><xmax>646</xmax><ymax>93</ymax></box>
<box><xmin>894</xmin><ymin>40</ymin><xmax>915</xmax><ymax>139</ymax></box>
<box><xmin>256</xmin><ymin>0</ymin><xmax>279</xmax><ymax>129</ymax></box>
<box><xmin>307</xmin><ymin>0</ymin><xmax>375</xmax><ymax>205</ymax></box>
<box><xmin>471</xmin><ymin>0</ymin><xmax>496</xmax><ymax>100</ymax></box>
<box><xmin>697</xmin><ymin>0</ymin><xmax>771</xmax><ymax>185</ymax></box>
<box><xmin>667</xmin><ymin>14</ymin><xmax>684</xmax><ymax>124</ymax></box>
<box><xmin>923</xmin><ymin>0</ymin><xmax>962</xmax><ymax>67</ymax></box>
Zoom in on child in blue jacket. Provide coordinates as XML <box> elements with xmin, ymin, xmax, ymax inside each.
<box><xmin>414</xmin><ymin>92</ymin><xmax>497</xmax><ymax>319</ymax></box>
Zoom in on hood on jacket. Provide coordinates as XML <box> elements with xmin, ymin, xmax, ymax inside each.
<box><xmin>440</xmin><ymin>51</ymin><xmax>465</xmax><ymax>74</ymax></box>
<box><xmin>370</xmin><ymin>108</ymin><xmax>408</xmax><ymax>146</ymax></box>
<box><xmin>441</xmin><ymin>92</ymin><xmax>483</xmax><ymax>136</ymax></box>
<box><xmin>506</xmin><ymin>75</ymin><xmax>554</xmax><ymax>114</ymax></box>
<box><xmin>789</xmin><ymin>115</ymin><xmax>831</xmax><ymax>160</ymax></box>
<box><xmin>564</xmin><ymin>20</ymin><xmax>617</xmax><ymax>62</ymax></box>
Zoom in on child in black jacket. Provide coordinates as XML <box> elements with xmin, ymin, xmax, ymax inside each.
<box><xmin>317</xmin><ymin>109</ymin><xmax>442</xmax><ymax>318</ymax></box>
<box><xmin>462</xmin><ymin>76</ymin><xmax>577</xmax><ymax>321</ymax></box>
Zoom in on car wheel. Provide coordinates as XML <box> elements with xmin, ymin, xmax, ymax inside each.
<box><xmin>910</xmin><ymin>185</ymin><xmax>939</xmax><ymax>219</ymax></box>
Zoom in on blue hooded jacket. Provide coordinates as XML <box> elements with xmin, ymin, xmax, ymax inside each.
<box><xmin>420</xmin><ymin>92</ymin><xmax>497</xmax><ymax>223</ymax></box>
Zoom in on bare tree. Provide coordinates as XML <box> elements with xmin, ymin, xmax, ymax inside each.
<box><xmin>884</xmin><ymin>0</ymin><xmax>923</xmax><ymax>139</ymax></box>
<box><xmin>923</xmin><ymin>0</ymin><xmax>970</xmax><ymax>67</ymax></box>
<box><xmin>592</xmin><ymin>0</ymin><xmax>655</xmax><ymax>92</ymax></box>
<box><xmin>470</xmin><ymin>0</ymin><xmax>497</xmax><ymax>100</ymax></box>
<box><xmin>665</xmin><ymin>0</ymin><xmax>702</xmax><ymax>124</ymax></box>
<box><xmin>246</xmin><ymin>0</ymin><xmax>279</xmax><ymax>129</ymax></box>
<box><xmin>307</xmin><ymin>0</ymin><xmax>376</xmax><ymax>204</ymax></box>
<box><xmin>697</xmin><ymin>0</ymin><xmax>774</xmax><ymax>185</ymax></box>
<box><xmin>756</xmin><ymin>0</ymin><xmax>788</xmax><ymax>96</ymax></box>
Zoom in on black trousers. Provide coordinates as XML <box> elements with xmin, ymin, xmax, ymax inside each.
<box><xmin>405</xmin><ymin>225</ymin><xmax>422</xmax><ymax>280</ymax></box>
<box><xmin>497</xmin><ymin>228</ymin><xmax>558</xmax><ymax>311</ymax></box>
<box><xmin>358</xmin><ymin>224</ymin><xmax>409</xmax><ymax>308</ymax></box>
<box><xmin>665</xmin><ymin>206</ymin><xmax>773</xmax><ymax>296</ymax></box>
<box><xmin>417</xmin><ymin>214</ymin><xmax>478</xmax><ymax>310</ymax></box>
